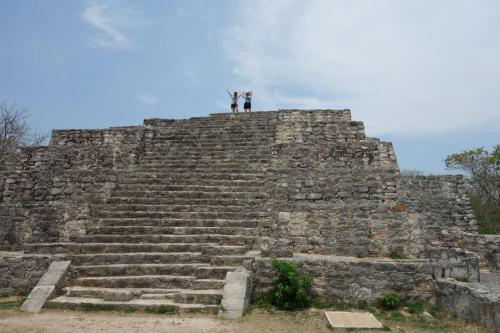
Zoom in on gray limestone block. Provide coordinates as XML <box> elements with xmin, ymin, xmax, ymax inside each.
<box><xmin>20</xmin><ymin>286</ymin><xmax>55</xmax><ymax>313</ymax></box>
<box><xmin>38</xmin><ymin>261</ymin><xmax>70</xmax><ymax>287</ymax></box>
<box><xmin>219</xmin><ymin>267</ymin><xmax>252</xmax><ymax>319</ymax></box>
<box><xmin>103</xmin><ymin>290</ymin><xmax>131</xmax><ymax>302</ymax></box>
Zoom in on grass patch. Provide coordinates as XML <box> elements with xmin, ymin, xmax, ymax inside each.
<box><xmin>144</xmin><ymin>305</ymin><xmax>178</xmax><ymax>314</ymax></box>
<box><xmin>16</xmin><ymin>288</ymin><xmax>30</xmax><ymax>297</ymax></box>
<box><xmin>406</xmin><ymin>302</ymin><xmax>424</xmax><ymax>314</ymax></box>
<box><xmin>0</xmin><ymin>297</ymin><xmax>26</xmax><ymax>310</ymax></box>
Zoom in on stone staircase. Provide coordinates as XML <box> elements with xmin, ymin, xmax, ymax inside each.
<box><xmin>25</xmin><ymin>112</ymin><xmax>274</xmax><ymax>311</ymax></box>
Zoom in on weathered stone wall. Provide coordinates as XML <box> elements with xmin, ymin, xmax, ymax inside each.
<box><xmin>0</xmin><ymin>110</ymin><xmax>485</xmax><ymax>261</ymax></box>
<box><xmin>253</xmin><ymin>254</ymin><xmax>482</xmax><ymax>305</ymax></box>
<box><xmin>436</xmin><ymin>279</ymin><xmax>500</xmax><ymax>333</ymax></box>
<box><xmin>261</xmin><ymin>111</ymin><xmax>406</xmax><ymax>258</ymax></box>
<box><xmin>0</xmin><ymin>129</ymin><xmax>137</xmax><ymax>249</ymax></box>
<box><xmin>0</xmin><ymin>252</ymin><xmax>53</xmax><ymax>295</ymax></box>
<box><xmin>464</xmin><ymin>233</ymin><xmax>500</xmax><ymax>270</ymax></box>
<box><xmin>399</xmin><ymin>175</ymin><xmax>478</xmax><ymax>256</ymax></box>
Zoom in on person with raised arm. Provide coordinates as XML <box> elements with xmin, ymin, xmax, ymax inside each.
<box><xmin>243</xmin><ymin>90</ymin><xmax>253</xmax><ymax>112</ymax></box>
<box><xmin>227</xmin><ymin>89</ymin><xmax>242</xmax><ymax>113</ymax></box>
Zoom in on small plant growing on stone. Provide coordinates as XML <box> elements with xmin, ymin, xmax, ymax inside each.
<box><xmin>269</xmin><ymin>257</ymin><xmax>312</xmax><ymax>311</ymax></box>
<box><xmin>355</xmin><ymin>251</ymin><xmax>365</xmax><ymax>258</ymax></box>
<box><xmin>388</xmin><ymin>250</ymin><xmax>407</xmax><ymax>260</ymax></box>
<box><xmin>455</xmin><ymin>275</ymin><xmax>471</xmax><ymax>283</ymax></box>
<box><xmin>378</xmin><ymin>291</ymin><xmax>401</xmax><ymax>310</ymax></box>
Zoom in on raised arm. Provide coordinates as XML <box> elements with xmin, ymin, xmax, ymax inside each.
<box><xmin>226</xmin><ymin>89</ymin><xmax>232</xmax><ymax>98</ymax></box>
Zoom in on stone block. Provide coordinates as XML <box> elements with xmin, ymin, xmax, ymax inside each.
<box><xmin>219</xmin><ymin>267</ymin><xmax>252</xmax><ymax>319</ymax></box>
<box><xmin>103</xmin><ymin>290</ymin><xmax>131</xmax><ymax>302</ymax></box>
<box><xmin>20</xmin><ymin>286</ymin><xmax>55</xmax><ymax>313</ymax></box>
<box><xmin>324</xmin><ymin>311</ymin><xmax>383</xmax><ymax>329</ymax></box>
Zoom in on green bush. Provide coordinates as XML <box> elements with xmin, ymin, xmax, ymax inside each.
<box><xmin>269</xmin><ymin>257</ymin><xmax>312</xmax><ymax>311</ymax></box>
<box><xmin>378</xmin><ymin>291</ymin><xmax>401</xmax><ymax>310</ymax></box>
<box><xmin>470</xmin><ymin>194</ymin><xmax>500</xmax><ymax>234</ymax></box>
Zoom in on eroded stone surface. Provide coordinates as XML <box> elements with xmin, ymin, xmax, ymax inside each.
<box><xmin>325</xmin><ymin>311</ymin><xmax>383</xmax><ymax>329</ymax></box>
<box><xmin>219</xmin><ymin>267</ymin><xmax>252</xmax><ymax>319</ymax></box>
<box><xmin>21</xmin><ymin>260</ymin><xmax>71</xmax><ymax>313</ymax></box>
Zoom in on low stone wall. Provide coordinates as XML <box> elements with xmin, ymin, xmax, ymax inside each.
<box><xmin>436</xmin><ymin>279</ymin><xmax>500</xmax><ymax>333</ymax></box>
<box><xmin>399</xmin><ymin>175</ymin><xmax>478</xmax><ymax>256</ymax></box>
<box><xmin>463</xmin><ymin>233</ymin><xmax>500</xmax><ymax>271</ymax></box>
<box><xmin>253</xmin><ymin>253</ymin><xmax>483</xmax><ymax>305</ymax></box>
<box><xmin>0</xmin><ymin>252</ymin><xmax>53</xmax><ymax>295</ymax></box>
<box><xmin>253</xmin><ymin>254</ymin><xmax>437</xmax><ymax>305</ymax></box>
<box><xmin>425</xmin><ymin>248</ymin><xmax>480</xmax><ymax>281</ymax></box>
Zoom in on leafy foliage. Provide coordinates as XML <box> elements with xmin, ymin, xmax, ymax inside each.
<box><xmin>470</xmin><ymin>193</ymin><xmax>500</xmax><ymax>234</ymax></box>
<box><xmin>445</xmin><ymin>145</ymin><xmax>500</xmax><ymax>234</ymax></box>
<box><xmin>269</xmin><ymin>257</ymin><xmax>312</xmax><ymax>311</ymax></box>
<box><xmin>378</xmin><ymin>291</ymin><xmax>401</xmax><ymax>310</ymax></box>
<box><xmin>445</xmin><ymin>145</ymin><xmax>500</xmax><ymax>204</ymax></box>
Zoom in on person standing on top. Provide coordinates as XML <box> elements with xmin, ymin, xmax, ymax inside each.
<box><xmin>243</xmin><ymin>90</ymin><xmax>253</xmax><ymax>112</ymax></box>
<box><xmin>227</xmin><ymin>89</ymin><xmax>242</xmax><ymax>113</ymax></box>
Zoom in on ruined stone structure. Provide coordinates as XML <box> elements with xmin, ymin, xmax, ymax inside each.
<box><xmin>0</xmin><ymin>110</ymin><xmax>498</xmax><ymax>318</ymax></box>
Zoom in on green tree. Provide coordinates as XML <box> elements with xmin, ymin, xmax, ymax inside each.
<box><xmin>445</xmin><ymin>145</ymin><xmax>500</xmax><ymax>234</ymax></box>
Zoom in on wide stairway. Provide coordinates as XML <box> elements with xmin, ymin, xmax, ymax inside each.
<box><xmin>26</xmin><ymin>112</ymin><xmax>273</xmax><ymax>311</ymax></box>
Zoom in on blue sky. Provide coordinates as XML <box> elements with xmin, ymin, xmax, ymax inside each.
<box><xmin>0</xmin><ymin>0</ymin><xmax>499</xmax><ymax>174</ymax></box>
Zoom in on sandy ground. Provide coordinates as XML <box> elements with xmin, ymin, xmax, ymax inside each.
<box><xmin>0</xmin><ymin>308</ymin><xmax>492</xmax><ymax>333</ymax></box>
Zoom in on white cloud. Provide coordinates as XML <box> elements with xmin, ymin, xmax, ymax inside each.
<box><xmin>81</xmin><ymin>1</ymin><xmax>138</xmax><ymax>49</ymax></box>
<box><xmin>224</xmin><ymin>0</ymin><xmax>500</xmax><ymax>136</ymax></box>
<box><xmin>136</xmin><ymin>93</ymin><xmax>158</xmax><ymax>105</ymax></box>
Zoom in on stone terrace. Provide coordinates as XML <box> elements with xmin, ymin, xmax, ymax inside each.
<box><xmin>0</xmin><ymin>109</ymin><xmax>494</xmax><ymax>311</ymax></box>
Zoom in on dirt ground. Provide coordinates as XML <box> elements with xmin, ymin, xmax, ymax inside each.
<box><xmin>0</xmin><ymin>307</ymin><xmax>492</xmax><ymax>333</ymax></box>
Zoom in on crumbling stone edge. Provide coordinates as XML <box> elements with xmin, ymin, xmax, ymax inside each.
<box><xmin>218</xmin><ymin>266</ymin><xmax>253</xmax><ymax>319</ymax></box>
<box><xmin>20</xmin><ymin>260</ymin><xmax>71</xmax><ymax>313</ymax></box>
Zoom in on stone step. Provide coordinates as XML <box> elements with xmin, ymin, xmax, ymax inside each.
<box><xmin>86</xmin><ymin>226</ymin><xmax>256</xmax><ymax>236</ymax></box>
<box><xmin>74</xmin><ymin>234</ymin><xmax>256</xmax><ymax>246</ymax></box>
<box><xmin>61</xmin><ymin>252</ymin><xmax>208</xmax><ymax>266</ymax></box>
<box><xmin>26</xmin><ymin>242</ymin><xmax>224</xmax><ymax>254</ymax></box>
<box><xmin>62</xmin><ymin>287</ymin><xmax>223</xmax><ymax>305</ymax></box>
<box><xmin>142</xmin><ymin>147</ymin><xmax>271</xmax><ymax>157</ymax></box>
<box><xmin>138</xmin><ymin>166</ymin><xmax>267</xmax><ymax>173</ymax></box>
<box><xmin>74</xmin><ymin>275</ymin><xmax>224</xmax><ymax>290</ymax></box>
<box><xmin>103</xmin><ymin>197</ymin><xmax>265</xmax><ymax>206</ymax></box>
<box><xmin>48</xmin><ymin>296</ymin><xmax>219</xmax><ymax>312</ymax></box>
<box><xmin>113</xmin><ymin>184</ymin><xmax>264</xmax><ymax>192</ymax></box>
<box><xmin>149</xmin><ymin>122</ymin><xmax>271</xmax><ymax>129</ymax></box>
<box><xmin>117</xmin><ymin>171</ymin><xmax>266</xmax><ymax>181</ymax></box>
<box><xmin>95</xmin><ymin>211</ymin><xmax>267</xmax><ymax>219</ymax></box>
<box><xmin>115</xmin><ymin>177</ymin><xmax>264</xmax><ymax>185</ymax></box>
<box><xmin>143</xmin><ymin>150</ymin><xmax>270</xmax><ymax>157</ymax></box>
<box><xmin>138</xmin><ymin>161</ymin><xmax>269</xmax><ymax>168</ymax></box>
<box><xmin>148</xmin><ymin>126</ymin><xmax>272</xmax><ymax>132</ymax></box>
<box><xmin>144</xmin><ymin>142</ymin><xmax>268</xmax><ymax>149</ymax></box>
<box><xmin>72</xmin><ymin>263</ymin><xmax>235</xmax><ymax>280</ymax></box>
<box><xmin>108</xmin><ymin>191</ymin><xmax>267</xmax><ymax>200</ymax></box>
<box><xmin>147</xmin><ymin>137</ymin><xmax>270</xmax><ymax>144</ymax></box>
<box><xmin>210</xmin><ymin>255</ymin><xmax>256</xmax><ymax>266</ymax></box>
<box><xmin>96</xmin><ymin>218</ymin><xmax>259</xmax><ymax>228</ymax></box>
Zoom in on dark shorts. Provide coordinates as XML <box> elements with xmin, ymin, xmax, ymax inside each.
<box><xmin>231</xmin><ymin>103</ymin><xmax>237</xmax><ymax>109</ymax></box>
<box><xmin>244</xmin><ymin>102</ymin><xmax>251</xmax><ymax>109</ymax></box>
